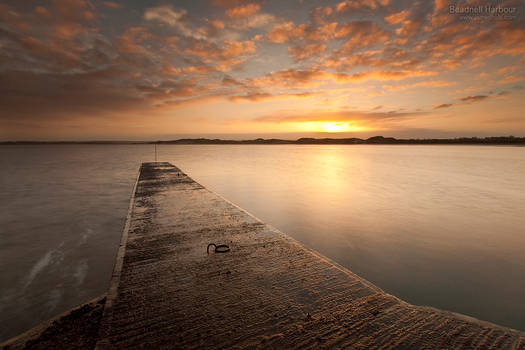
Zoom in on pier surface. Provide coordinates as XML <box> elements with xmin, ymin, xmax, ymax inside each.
<box><xmin>95</xmin><ymin>162</ymin><xmax>525</xmax><ymax>349</ymax></box>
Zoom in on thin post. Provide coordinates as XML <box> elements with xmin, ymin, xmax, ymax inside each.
<box><xmin>155</xmin><ymin>144</ymin><xmax>157</xmax><ymax>162</ymax></box>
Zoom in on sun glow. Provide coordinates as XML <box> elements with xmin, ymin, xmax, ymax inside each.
<box><xmin>291</xmin><ymin>121</ymin><xmax>371</xmax><ymax>133</ymax></box>
<box><xmin>322</xmin><ymin>122</ymin><xmax>351</xmax><ymax>132</ymax></box>
<box><xmin>320</xmin><ymin>122</ymin><xmax>368</xmax><ymax>133</ymax></box>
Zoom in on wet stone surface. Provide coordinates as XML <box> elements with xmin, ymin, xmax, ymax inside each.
<box><xmin>95</xmin><ymin>162</ymin><xmax>525</xmax><ymax>349</ymax></box>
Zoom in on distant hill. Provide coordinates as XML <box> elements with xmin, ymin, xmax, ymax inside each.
<box><xmin>2</xmin><ymin>136</ymin><xmax>525</xmax><ymax>145</ymax></box>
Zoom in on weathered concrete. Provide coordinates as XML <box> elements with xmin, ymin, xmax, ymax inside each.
<box><xmin>1</xmin><ymin>296</ymin><xmax>105</xmax><ymax>350</ymax></box>
<box><xmin>95</xmin><ymin>162</ymin><xmax>525</xmax><ymax>349</ymax></box>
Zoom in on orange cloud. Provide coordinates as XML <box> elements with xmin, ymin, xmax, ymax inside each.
<box><xmin>382</xmin><ymin>80</ymin><xmax>454</xmax><ymax>91</ymax></box>
<box><xmin>336</xmin><ymin>0</ymin><xmax>390</xmax><ymax>12</ymax></box>
<box><xmin>288</xmin><ymin>44</ymin><xmax>326</xmax><ymax>61</ymax></box>
<box><xmin>185</xmin><ymin>40</ymin><xmax>256</xmax><ymax>59</ymax></box>
<box><xmin>226</xmin><ymin>3</ymin><xmax>260</xmax><ymax>18</ymax></box>
<box><xmin>384</xmin><ymin>10</ymin><xmax>410</xmax><ymax>25</ymax></box>
<box><xmin>230</xmin><ymin>13</ymin><xmax>276</xmax><ymax>29</ymax></box>
<box><xmin>335</xmin><ymin>21</ymin><xmax>391</xmax><ymax>52</ymax></box>
<box><xmin>497</xmin><ymin>76</ymin><xmax>525</xmax><ymax>85</ymax></box>
<box><xmin>267</xmin><ymin>20</ymin><xmax>338</xmax><ymax>43</ymax></box>
<box><xmin>334</xmin><ymin>70</ymin><xmax>437</xmax><ymax>82</ymax></box>
<box><xmin>181</xmin><ymin>39</ymin><xmax>257</xmax><ymax>72</ymax></box>
<box><xmin>255</xmin><ymin>109</ymin><xmax>422</xmax><ymax>125</ymax></box>
<box><xmin>248</xmin><ymin>68</ymin><xmax>438</xmax><ymax>90</ymax></box>
<box><xmin>32</xmin><ymin>0</ymin><xmax>96</xmax><ymax>40</ymax></box>
<box><xmin>34</xmin><ymin>6</ymin><xmax>52</xmax><ymax>19</ymax></box>
<box><xmin>249</xmin><ymin>69</ymin><xmax>329</xmax><ymax>88</ymax></box>
<box><xmin>117</xmin><ymin>26</ymin><xmax>152</xmax><ymax>54</ymax></box>
<box><xmin>51</xmin><ymin>0</ymin><xmax>96</xmax><ymax>23</ymax></box>
<box><xmin>307</xmin><ymin>22</ymin><xmax>338</xmax><ymax>41</ymax></box>
<box><xmin>394</xmin><ymin>19</ymin><xmax>423</xmax><ymax>41</ymax></box>
<box><xmin>267</xmin><ymin>21</ymin><xmax>307</xmax><ymax>43</ymax></box>
<box><xmin>103</xmin><ymin>2</ymin><xmax>124</xmax><ymax>9</ymax></box>
<box><xmin>2</xmin><ymin>0</ymin><xmax>525</xmax><ymax>140</ymax></box>
<box><xmin>323</xmin><ymin>50</ymin><xmax>387</xmax><ymax>70</ymax></box>
<box><xmin>209</xmin><ymin>19</ymin><xmax>225</xmax><ymax>30</ymax></box>
<box><xmin>229</xmin><ymin>92</ymin><xmax>314</xmax><ymax>102</ymax></box>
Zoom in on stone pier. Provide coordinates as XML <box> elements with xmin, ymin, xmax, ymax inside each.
<box><xmin>95</xmin><ymin>162</ymin><xmax>525</xmax><ymax>349</ymax></box>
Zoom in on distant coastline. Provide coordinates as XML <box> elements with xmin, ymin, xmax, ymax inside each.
<box><xmin>2</xmin><ymin>136</ymin><xmax>525</xmax><ymax>145</ymax></box>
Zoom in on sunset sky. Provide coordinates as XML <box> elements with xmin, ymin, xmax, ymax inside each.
<box><xmin>0</xmin><ymin>0</ymin><xmax>524</xmax><ymax>140</ymax></box>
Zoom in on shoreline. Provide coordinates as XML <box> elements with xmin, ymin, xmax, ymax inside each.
<box><xmin>1</xmin><ymin>135</ymin><xmax>525</xmax><ymax>145</ymax></box>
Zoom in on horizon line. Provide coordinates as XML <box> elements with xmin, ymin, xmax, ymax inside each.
<box><xmin>1</xmin><ymin>135</ymin><xmax>525</xmax><ymax>144</ymax></box>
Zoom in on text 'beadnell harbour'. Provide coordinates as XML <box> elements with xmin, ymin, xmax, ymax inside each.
<box><xmin>450</xmin><ymin>5</ymin><xmax>517</xmax><ymax>14</ymax></box>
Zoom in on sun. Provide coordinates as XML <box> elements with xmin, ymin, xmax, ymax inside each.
<box><xmin>294</xmin><ymin>121</ymin><xmax>370</xmax><ymax>133</ymax></box>
<box><xmin>320</xmin><ymin>122</ymin><xmax>356</xmax><ymax>133</ymax></box>
<box><xmin>321</xmin><ymin>122</ymin><xmax>350</xmax><ymax>132</ymax></box>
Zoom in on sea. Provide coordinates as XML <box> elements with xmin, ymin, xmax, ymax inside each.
<box><xmin>1</xmin><ymin>144</ymin><xmax>525</xmax><ymax>341</ymax></box>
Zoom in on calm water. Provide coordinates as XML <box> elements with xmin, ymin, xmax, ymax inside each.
<box><xmin>1</xmin><ymin>144</ymin><xmax>525</xmax><ymax>340</ymax></box>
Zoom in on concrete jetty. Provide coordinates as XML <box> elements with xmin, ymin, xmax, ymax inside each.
<box><xmin>95</xmin><ymin>162</ymin><xmax>525</xmax><ymax>349</ymax></box>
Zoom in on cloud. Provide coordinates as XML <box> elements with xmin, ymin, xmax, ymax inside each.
<box><xmin>308</xmin><ymin>6</ymin><xmax>333</xmax><ymax>24</ymax></box>
<box><xmin>51</xmin><ymin>0</ymin><xmax>96</xmax><ymax>23</ymax></box>
<box><xmin>335</xmin><ymin>21</ymin><xmax>391</xmax><ymax>53</ymax></box>
<box><xmin>323</xmin><ymin>50</ymin><xmax>386</xmax><ymax>70</ymax></box>
<box><xmin>382</xmin><ymin>80</ymin><xmax>454</xmax><ymax>91</ymax></box>
<box><xmin>230</xmin><ymin>13</ymin><xmax>276</xmax><ymax>29</ymax></box>
<box><xmin>229</xmin><ymin>92</ymin><xmax>314</xmax><ymax>102</ymax></box>
<box><xmin>255</xmin><ymin>109</ymin><xmax>423</xmax><ymax>125</ymax></box>
<box><xmin>304</xmin><ymin>22</ymin><xmax>338</xmax><ymax>42</ymax></box>
<box><xmin>436</xmin><ymin>90</ymin><xmax>513</xmax><ymax>109</ymax></box>
<box><xmin>267</xmin><ymin>21</ymin><xmax>306</xmax><ymax>43</ymax></box>
<box><xmin>434</xmin><ymin>103</ymin><xmax>453</xmax><ymax>109</ymax></box>
<box><xmin>0</xmin><ymin>3</ymin><xmax>32</xmax><ymax>32</ymax></box>
<box><xmin>384</xmin><ymin>10</ymin><xmax>410</xmax><ymax>25</ymax></box>
<box><xmin>334</xmin><ymin>70</ymin><xmax>437</xmax><ymax>82</ymax></box>
<box><xmin>266</xmin><ymin>20</ymin><xmax>337</xmax><ymax>43</ymax></box>
<box><xmin>187</xmin><ymin>40</ymin><xmax>256</xmax><ymax>58</ymax></box>
<box><xmin>394</xmin><ymin>19</ymin><xmax>424</xmax><ymax>43</ymax></box>
<box><xmin>144</xmin><ymin>6</ymin><xmax>205</xmax><ymax>40</ymax></box>
<box><xmin>459</xmin><ymin>95</ymin><xmax>489</xmax><ymax>103</ymax></box>
<box><xmin>0</xmin><ymin>0</ymin><xmax>98</xmax><ymax>45</ymax></box>
<box><xmin>0</xmin><ymin>2</ymin><xmax>109</xmax><ymax>74</ymax></box>
<box><xmin>335</xmin><ymin>0</ymin><xmax>391</xmax><ymax>13</ymax></box>
<box><xmin>224</xmin><ymin>3</ymin><xmax>276</xmax><ymax>29</ymax></box>
<box><xmin>248</xmin><ymin>68</ymin><xmax>438</xmax><ymax>90</ymax></box>
<box><xmin>226</xmin><ymin>3</ymin><xmax>260</xmax><ymax>18</ymax></box>
<box><xmin>117</xmin><ymin>26</ymin><xmax>152</xmax><ymax>54</ymax></box>
<box><xmin>497</xmin><ymin>76</ymin><xmax>525</xmax><ymax>85</ymax></box>
<box><xmin>103</xmin><ymin>2</ymin><xmax>124</xmax><ymax>9</ymax></box>
<box><xmin>1</xmin><ymin>0</ymin><xmax>525</xmax><ymax>139</ymax></box>
<box><xmin>211</xmin><ymin>0</ymin><xmax>254</xmax><ymax>7</ymax></box>
<box><xmin>249</xmin><ymin>69</ymin><xmax>328</xmax><ymax>88</ymax></box>
<box><xmin>0</xmin><ymin>68</ymin><xmax>147</xmax><ymax>122</ymax></box>
<box><xmin>184</xmin><ymin>39</ymin><xmax>256</xmax><ymax>70</ymax></box>
<box><xmin>144</xmin><ymin>6</ymin><xmax>185</xmax><ymax>25</ymax></box>
<box><xmin>288</xmin><ymin>44</ymin><xmax>326</xmax><ymax>61</ymax></box>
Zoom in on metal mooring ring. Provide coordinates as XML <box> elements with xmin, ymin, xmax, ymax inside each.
<box><xmin>207</xmin><ymin>243</ymin><xmax>230</xmax><ymax>254</ymax></box>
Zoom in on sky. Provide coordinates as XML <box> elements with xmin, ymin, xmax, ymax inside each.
<box><xmin>0</xmin><ymin>0</ymin><xmax>524</xmax><ymax>140</ymax></box>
